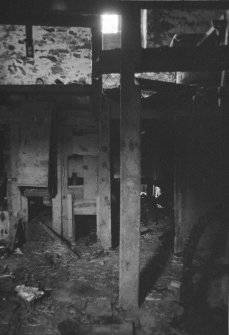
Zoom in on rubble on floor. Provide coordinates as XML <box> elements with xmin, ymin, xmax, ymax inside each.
<box><xmin>1</xmin><ymin>212</ymin><xmax>226</xmax><ymax>335</ymax></box>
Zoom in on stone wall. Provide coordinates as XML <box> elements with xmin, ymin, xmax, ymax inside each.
<box><xmin>0</xmin><ymin>25</ymin><xmax>92</xmax><ymax>85</ymax></box>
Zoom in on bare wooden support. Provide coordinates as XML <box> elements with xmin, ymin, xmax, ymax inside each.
<box><xmin>0</xmin><ymin>85</ymin><xmax>92</xmax><ymax>95</ymax></box>
<box><xmin>2</xmin><ymin>0</ymin><xmax>229</xmax><ymax>21</ymax></box>
<box><xmin>21</xmin><ymin>195</ymin><xmax>28</xmax><ymax>222</ymax></box>
<box><xmin>119</xmin><ymin>8</ymin><xmax>141</xmax><ymax>310</ymax></box>
<box><xmin>92</xmin><ymin>20</ymin><xmax>112</xmax><ymax>248</ymax></box>
<box><xmin>8</xmin><ymin>123</ymin><xmax>21</xmax><ymax>249</ymax></box>
<box><xmin>97</xmin><ymin>97</ymin><xmax>112</xmax><ymax>248</ymax></box>
<box><xmin>52</xmin><ymin>112</ymin><xmax>62</xmax><ymax>236</ymax></box>
<box><xmin>173</xmin><ymin>116</ymin><xmax>189</xmax><ymax>254</ymax></box>
<box><xmin>67</xmin><ymin>193</ymin><xmax>73</xmax><ymax>240</ymax></box>
<box><xmin>97</xmin><ymin>46</ymin><xmax>229</xmax><ymax>74</ymax></box>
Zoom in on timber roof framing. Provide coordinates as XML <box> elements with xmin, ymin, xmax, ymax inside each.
<box><xmin>0</xmin><ymin>85</ymin><xmax>93</xmax><ymax>95</ymax></box>
<box><xmin>2</xmin><ymin>1</ymin><xmax>229</xmax><ymax>15</ymax></box>
<box><xmin>0</xmin><ymin>11</ymin><xmax>98</xmax><ymax>27</ymax></box>
<box><xmin>97</xmin><ymin>46</ymin><xmax>229</xmax><ymax>73</ymax></box>
<box><xmin>1</xmin><ymin>1</ymin><xmax>229</xmax><ymax>26</ymax></box>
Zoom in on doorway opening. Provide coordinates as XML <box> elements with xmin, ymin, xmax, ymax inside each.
<box><xmin>74</xmin><ymin>215</ymin><xmax>97</xmax><ymax>242</ymax></box>
<box><xmin>27</xmin><ymin>195</ymin><xmax>52</xmax><ymax>222</ymax></box>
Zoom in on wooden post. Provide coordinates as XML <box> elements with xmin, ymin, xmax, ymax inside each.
<box><xmin>8</xmin><ymin>123</ymin><xmax>21</xmax><ymax>249</ymax></box>
<box><xmin>52</xmin><ymin>110</ymin><xmax>62</xmax><ymax>236</ymax></box>
<box><xmin>97</xmin><ymin>98</ymin><xmax>112</xmax><ymax>248</ymax></box>
<box><xmin>67</xmin><ymin>193</ymin><xmax>73</xmax><ymax>240</ymax></box>
<box><xmin>21</xmin><ymin>195</ymin><xmax>28</xmax><ymax>222</ymax></box>
<box><xmin>92</xmin><ymin>19</ymin><xmax>112</xmax><ymax>249</ymax></box>
<box><xmin>119</xmin><ymin>7</ymin><xmax>141</xmax><ymax>310</ymax></box>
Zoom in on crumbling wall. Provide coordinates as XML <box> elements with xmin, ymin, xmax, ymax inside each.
<box><xmin>0</xmin><ymin>25</ymin><xmax>91</xmax><ymax>85</ymax></box>
<box><xmin>17</xmin><ymin>101</ymin><xmax>51</xmax><ymax>186</ymax></box>
<box><xmin>52</xmin><ymin>101</ymin><xmax>99</xmax><ymax>240</ymax></box>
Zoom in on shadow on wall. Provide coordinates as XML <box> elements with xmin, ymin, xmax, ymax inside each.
<box><xmin>179</xmin><ymin>204</ymin><xmax>228</xmax><ymax>335</ymax></box>
<box><xmin>139</xmin><ymin>221</ymin><xmax>174</xmax><ymax>305</ymax></box>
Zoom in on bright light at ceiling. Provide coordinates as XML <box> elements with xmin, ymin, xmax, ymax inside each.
<box><xmin>101</xmin><ymin>15</ymin><xmax>119</xmax><ymax>34</ymax></box>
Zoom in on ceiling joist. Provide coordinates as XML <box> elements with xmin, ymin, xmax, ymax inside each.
<box><xmin>97</xmin><ymin>46</ymin><xmax>229</xmax><ymax>73</ymax></box>
<box><xmin>1</xmin><ymin>0</ymin><xmax>229</xmax><ymax>25</ymax></box>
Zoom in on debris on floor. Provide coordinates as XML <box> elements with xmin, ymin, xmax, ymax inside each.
<box><xmin>15</xmin><ymin>285</ymin><xmax>44</xmax><ymax>302</ymax></box>
<box><xmin>1</xmin><ymin>210</ymin><xmax>226</xmax><ymax>335</ymax></box>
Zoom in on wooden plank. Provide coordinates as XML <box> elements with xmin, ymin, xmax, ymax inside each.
<box><xmin>67</xmin><ymin>193</ymin><xmax>73</xmax><ymax>240</ymax></box>
<box><xmin>8</xmin><ymin>123</ymin><xmax>21</xmax><ymax>249</ymax></box>
<box><xmin>119</xmin><ymin>7</ymin><xmax>141</xmax><ymax>310</ymax></box>
<box><xmin>0</xmin><ymin>12</ymin><xmax>96</xmax><ymax>27</ymax></box>
<box><xmin>0</xmin><ymin>85</ymin><xmax>92</xmax><ymax>95</ymax></box>
<box><xmin>173</xmin><ymin>116</ymin><xmax>190</xmax><ymax>253</ymax></box>
<box><xmin>97</xmin><ymin>98</ymin><xmax>112</xmax><ymax>249</ymax></box>
<box><xmin>1</xmin><ymin>0</ymin><xmax>229</xmax><ymax>20</ymax></box>
<box><xmin>73</xmin><ymin>200</ymin><xmax>96</xmax><ymax>215</ymax></box>
<box><xmin>52</xmin><ymin>111</ymin><xmax>63</xmax><ymax>235</ymax></box>
<box><xmin>97</xmin><ymin>46</ymin><xmax>229</xmax><ymax>73</ymax></box>
<box><xmin>92</xmin><ymin>20</ymin><xmax>112</xmax><ymax>249</ymax></box>
<box><xmin>21</xmin><ymin>195</ymin><xmax>28</xmax><ymax>222</ymax></box>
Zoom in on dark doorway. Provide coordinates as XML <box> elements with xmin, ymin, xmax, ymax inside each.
<box><xmin>110</xmin><ymin>119</ymin><xmax>175</xmax><ymax>247</ymax></box>
<box><xmin>28</xmin><ymin>196</ymin><xmax>52</xmax><ymax>222</ymax></box>
<box><xmin>74</xmin><ymin>215</ymin><xmax>96</xmax><ymax>241</ymax></box>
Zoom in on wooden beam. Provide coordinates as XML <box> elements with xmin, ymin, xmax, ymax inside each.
<box><xmin>97</xmin><ymin>97</ymin><xmax>112</xmax><ymax>249</ymax></box>
<box><xmin>67</xmin><ymin>193</ymin><xmax>73</xmax><ymax>240</ymax></box>
<box><xmin>92</xmin><ymin>21</ymin><xmax>112</xmax><ymax>249</ymax></box>
<box><xmin>0</xmin><ymin>85</ymin><xmax>92</xmax><ymax>95</ymax></box>
<box><xmin>2</xmin><ymin>0</ymin><xmax>229</xmax><ymax>18</ymax></box>
<box><xmin>0</xmin><ymin>11</ymin><xmax>96</xmax><ymax>27</ymax></box>
<box><xmin>97</xmin><ymin>46</ymin><xmax>229</xmax><ymax>73</ymax></box>
<box><xmin>119</xmin><ymin>7</ymin><xmax>141</xmax><ymax>310</ymax></box>
<box><xmin>135</xmin><ymin>78</ymin><xmax>196</xmax><ymax>94</ymax></box>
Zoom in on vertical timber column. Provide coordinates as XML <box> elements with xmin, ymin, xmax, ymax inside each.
<box><xmin>97</xmin><ymin>97</ymin><xmax>112</xmax><ymax>248</ymax></box>
<box><xmin>119</xmin><ymin>7</ymin><xmax>141</xmax><ymax>309</ymax></box>
<box><xmin>92</xmin><ymin>20</ymin><xmax>112</xmax><ymax>248</ymax></box>
<box><xmin>52</xmin><ymin>110</ymin><xmax>62</xmax><ymax>236</ymax></box>
<box><xmin>8</xmin><ymin>123</ymin><xmax>21</xmax><ymax>249</ymax></box>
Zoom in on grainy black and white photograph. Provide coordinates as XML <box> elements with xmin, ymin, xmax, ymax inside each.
<box><xmin>0</xmin><ymin>1</ymin><xmax>228</xmax><ymax>334</ymax></box>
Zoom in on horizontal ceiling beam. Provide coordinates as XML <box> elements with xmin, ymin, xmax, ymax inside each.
<box><xmin>97</xmin><ymin>46</ymin><xmax>229</xmax><ymax>73</ymax></box>
<box><xmin>0</xmin><ymin>11</ymin><xmax>98</xmax><ymax>27</ymax></box>
<box><xmin>1</xmin><ymin>1</ymin><xmax>229</xmax><ymax>20</ymax></box>
<box><xmin>0</xmin><ymin>85</ymin><xmax>93</xmax><ymax>95</ymax></box>
<box><xmin>136</xmin><ymin>77</ymin><xmax>196</xmax><ymax>92</ymax></box>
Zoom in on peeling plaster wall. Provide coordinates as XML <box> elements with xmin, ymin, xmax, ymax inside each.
<box><xmin>0</xmin><ymin>25</ymin><xmax>92</xmax><ymax>85</ymax></box>
<box><xmin>54</xmin><ymin>105</ymin><xmax>99</xmax><ymax>240</ymax></box>
<box><xmin>17</xmin><ymin>101</ymin><xmax>51</xmax><ymax>187</ymax></box>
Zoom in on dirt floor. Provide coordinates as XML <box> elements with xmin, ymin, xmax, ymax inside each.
<box><xmin>0</xmin><ymin>211</ymin><xmax>227</xmax><ymax>335</ymax></box>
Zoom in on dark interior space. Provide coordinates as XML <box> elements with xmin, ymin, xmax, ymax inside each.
<box><xmin>74</xmin><ymin>215</ymin><xmax>97</xmax><ymax>242</ymax></box>
<box><xmin>28</xmin><ymin>196</ymin><xmax>52</xmax><ymax>222</ymax></box>
<box><xmin>0</xmin><ymin>3</ymin><xmax>229</xmax><ymax>335</ymax></box>
<box><xmin>110</xmin><ymin>119</ymin><xmax>175</xmax><ymax>248</ymax></box>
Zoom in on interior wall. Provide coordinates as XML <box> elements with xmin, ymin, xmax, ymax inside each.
<box><xmin>17</xmin><ymin>101</ymin><xmax>51</xmax><ymax>187</ymax></box>
<box><xmin>0</xmin><ymin>25</ymin><xmax>91</xmax><ymax>85</ymax></box>
<box><xmin>53</xmin><ymin>102</ymin><xmax>99</xmax><ymax>240</ymax></box>
<box><xmin>175</xmin><ymin>114</ymin><xmax>223</xmax><ymax>252</ymax></box>
<box><xmin>0</xmin><ymin>95</ymin><xmax>99</xmax><ymax>242</ymax></box>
